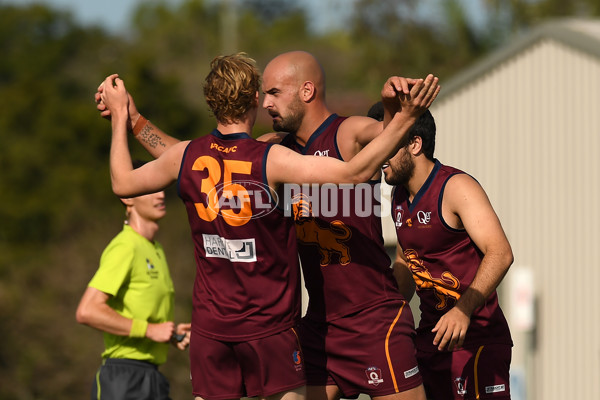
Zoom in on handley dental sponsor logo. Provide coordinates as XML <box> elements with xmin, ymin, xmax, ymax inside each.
<box><xmin>202</xmin><ymin>181</ymin><xmax>389</xmax><ymax>222</ymax></box>
<box><xmin>203</xmin><ymin>234</ymin><xmax>257</xmax><ymax>262</ymax></box>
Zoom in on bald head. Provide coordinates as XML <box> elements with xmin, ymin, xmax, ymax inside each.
<box><xmin>262</xmin><ymin>51</ymin><xmax>332</xmax><ymax>135</ymax></box>
<box><xmin>263</xmin><ymin>51</ymin><xmax>326</xmax><ymax>100</ymax></box>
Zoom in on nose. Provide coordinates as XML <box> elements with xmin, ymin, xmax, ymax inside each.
<box><xmin>262</xmin><ymin>95</ymin><xmax>271</xmax><ymax>109</ymax></box>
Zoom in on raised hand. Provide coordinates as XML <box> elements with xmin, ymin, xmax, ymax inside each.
<box><xmin>99</xmin><ymin>74</ymin><xmax>129</xmax><ymax>122</ymax></box>
<box><xmin>381</xmin><ymin>76</ymin><xmax>421</xmax><ymax>112</ymax></box>
<box><xmin>397</xmin><ymin>74</ymin><xmax>440</xmax><ymax>117</ymax></box>
<box><xmin>95</xmin><ymin>76</ymin><xmax>141</xmax><ymax>130</ymax></box>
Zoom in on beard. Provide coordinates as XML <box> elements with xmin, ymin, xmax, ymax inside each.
<box><xmin>384</xmin><ymin>150</ymin><xmax>415</xmax><ymax>186</ymax></box>
<box><xmin>272</xmin><ymin>95</ymin><xmax>305</xmax><ymax>134</ymax></box>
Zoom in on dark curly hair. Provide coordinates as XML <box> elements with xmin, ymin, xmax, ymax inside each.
<box><xmin>203</xmin><ymin>53</ymin><xmax>261</xmax><ymax>124</ymax></box>
<box><xmin>368</xmin><ymin>101</ymin><xmax>436</xmax><ymax>161</ymax></box>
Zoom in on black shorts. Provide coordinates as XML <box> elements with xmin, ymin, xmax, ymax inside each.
<box><xmin>91</xmin><ymin>358</ymin><xmax>170</xmax><ymax>400</ymax></box>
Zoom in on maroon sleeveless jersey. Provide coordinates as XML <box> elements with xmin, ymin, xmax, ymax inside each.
<box><xmin>391</xmin><ymin>160</ymin><xmax>512</xmax><ymax>351</ymax></box>
<box><xmin>281</xmin><ymin>114</ymin><xmax>402</xmax><ymax>322</ymax></box>
<box><xmin>178</xmin><ymin>130</ymin><xmax>301</xmax><ymax>341</ymax></box>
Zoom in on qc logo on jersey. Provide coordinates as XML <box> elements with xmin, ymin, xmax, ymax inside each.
<box><xmin>313</xmin><ymin>149</ymin><xmax>330</xmax><ymax>157</ymax></box>
<box><xmin>365</xmin><ymin>367</ymin><xmax>384</xmax><ymax>386</ymax></box>
<box><xmin>454</xmin><ymin>377</ymin><xmax>467</xmax><ymax>396</ymax></box>
<box><xmin>394</xmin><ymin>205</ymin><xmax>404</xmax><ymax>228</ymax></box>
<box><xmin>417</xmin><ymin>210</ymin><xmax>431</xmax><ymax>224</ymax></box>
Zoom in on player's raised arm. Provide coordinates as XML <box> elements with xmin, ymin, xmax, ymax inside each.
<box><xmin>99</xmin><ymin>75</ymin><xmax>185</xmax><ymax>198</ymax></box>
<box><xmin>96</xmin><ymin>78</ymin><xmax>181</xmax><ymax>158</ymax></box>
<box><xmin>335</xmin><ymin>76</ymin><xmax>421</xmax><ymax>160</ymax></box>
<box><xmin>268</xmin><ymin>74</ymin><xmax>440</xmax><ymax>187</ymax></box>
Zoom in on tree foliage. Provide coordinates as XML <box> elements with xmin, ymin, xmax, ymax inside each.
<box><xmin>0</xmin><ymin>0</ymin><xmax>597</xmax><ymax>398</ymax></box>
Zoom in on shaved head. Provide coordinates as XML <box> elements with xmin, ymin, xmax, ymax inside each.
<box><xmin>263</xmin><ymin>51</ymin><xmax>326</xmax><ymax>100</ymax></box>
<box><xmin>262</xmin><ymin>51</ymin><xmax>331</xmax><ymax>136</ymax></box>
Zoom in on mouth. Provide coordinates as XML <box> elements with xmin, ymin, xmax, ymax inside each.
<box><xmin>155</xmin><ymin>203</ymin><xmax>166</xmax><ymax>210</ymax></box>
<box><xmin>381</xmin><ymin>163</ymin><xmax>390</xmax><ymax>170</ymax></box>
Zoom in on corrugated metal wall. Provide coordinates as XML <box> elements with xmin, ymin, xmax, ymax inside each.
<box><xmin>382</xmin><ymin>37</ymin><xmax>600</xmax><ymax>399</ymax></box>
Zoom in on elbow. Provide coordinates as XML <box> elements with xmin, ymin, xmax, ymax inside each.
<box><xmin>75</xmin><ymin>308</ymin><xmax>86</xmax><ymax>325</ymax></box>
<box><xmin>500</xmin><ymin>246</ymin><xmax>514</xmax><ymax>273</ymax></box>
<box><xmin>111</xmin><ymin>181</ymin><xmax>129</xmax><ymax>199</ymax></box>
<box><xmin>75</xmin><ymin>305</ymin><xmax>91</xmax><ymax>325</ymax></box>
<box><xmin>505</xmin><ymin>251</ymin><xmax>514</xmax><ymax>270</ymax></box>
<box><xmin>111</xmin><ymin>180</ymin><xmax>122</xmax><ymax>197</ymax></box>
<box><xmin>110</xmin><ymin>171</ymin><xmax>131</xmax><ymax>198</ymax></box>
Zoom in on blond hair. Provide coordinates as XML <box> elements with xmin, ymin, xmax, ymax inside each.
<box><xmin>203</xmin><ymin>53</ymin><xmax>261</xmax><ymax>124</ymax></box>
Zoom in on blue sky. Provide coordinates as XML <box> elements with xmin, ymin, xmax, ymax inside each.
<box><xmin>6</xmin><ymin>0</ymin><xmax>487</xmax><ymax>34</ymax></box>
<box><xmin>8</xmin><ymin>0</ymin><xmax>195</xmax><ymax>32</ymax></box>
<box><xmin>5</xmin><ymin>0</ymin><xmax>359</xmax><ymax>33</ymax></box>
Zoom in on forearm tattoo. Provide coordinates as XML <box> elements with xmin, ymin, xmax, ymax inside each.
<box><xmin>137</xmin><ymin>124</ymin><xmax>167</xmax><ymax>149</ymax></box>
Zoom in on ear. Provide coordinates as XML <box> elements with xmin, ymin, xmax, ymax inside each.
<box><xmin>120</xmin><ymin>197</ymin><xmax>134</xmax><ymax>207</ymax></box>
<box><xmin>409</xmin><ymin>136</ymin><xmax>423</xmax><ymax>156</ymax></box>
<box><xmin>300</xmin><ymin>81</ymin><xmax>316</xmax><ymax>102</ymax></box>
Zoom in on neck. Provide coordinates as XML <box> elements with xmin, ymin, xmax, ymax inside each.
<box><xmin>406</xmin><ymin>158</ymin><xmax>436</xmax><ymax>200</ymax></box>
<box><xmin>217</xmin><ymin>111</ymin><xmax>255</xmax><ymax>136</ymax></box>
<box><xmin>294</xmin><ymin>105</ymin><xmax>332</xmax><ymax>146</ymax></box>
<box><xmin>127</xmin><ymin>218</ymin><xmax>159</xmax><ymax>241</ymax></box>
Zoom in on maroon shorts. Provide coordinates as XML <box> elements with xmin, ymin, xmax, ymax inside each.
<box><xmin>189</xmin><ymin>327</ymin><xmax>306</xmax><ymax>400</ymax></box>
<box><xmin>299</xmin><ymin>300</ymin><xmax>422</xmax><ymax>398</ymax></box>
<box><xmin>417</xmin><ymin>344</ymin><xmax>512</xmax><ymax>400</ymax></box>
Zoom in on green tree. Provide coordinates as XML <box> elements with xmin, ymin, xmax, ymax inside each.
<box><xmin>1</xmin><ymin>0</ymin><xmax>597</xmax><ymax>398</ymax></box>
<box><xmin>0</xmin><ymin>4</ymin><xmax>198</xmax><ymax>398</ymax></box>
<box><xmin>485</xmin><ymin>0</ymin><xmax>600</xmax><ymax>34</ymax></box>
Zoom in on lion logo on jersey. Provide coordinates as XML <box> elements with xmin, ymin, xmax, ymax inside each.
<box><xmin>404</xmin><ymin>249</ymin><xmax>461</xmax><ymax>310</ymax></box>
<box><xmin>291</xmin><ymin>193</ymin><xmax>352</xmax><ymax>266</ymax></box>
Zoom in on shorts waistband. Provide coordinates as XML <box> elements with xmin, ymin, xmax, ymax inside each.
<box><xmin>103</xmin><ymin>358</ymin><xmax>158</xmax><ymax>369</ymax></box>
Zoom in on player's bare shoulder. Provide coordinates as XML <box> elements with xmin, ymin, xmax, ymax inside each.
<box><xmin>443</xmin><ymin>172</ymin><xmax>491</xmax><ymax>218</ymax></box>
<box><xmin>340</xmin><ymin>115</ymin><xmax>381</xmax><ymax>132</ymax></box>
<box><xmin>445</xmin><ymin>173</ymin><xmax>484</xmax><ymax>198</ymax></box>
<box><xmin>337</xmin><ymin>116</ymin><xmax>383</xmax><ymax>159</ymax></box>
<box><xmin>339</xmin><ymin>115</ymin><xmax>383</xmax><ymax>144</ymax></box>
